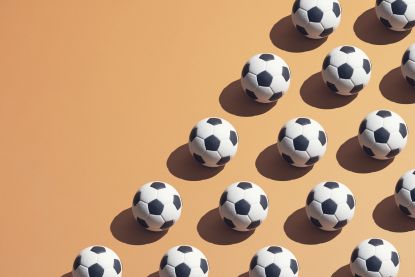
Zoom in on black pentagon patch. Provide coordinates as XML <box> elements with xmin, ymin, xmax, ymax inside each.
<box><xmin>161</xmin><ymin>220</ymin><xmax>174</xmax><ymax>230</ymax></box>
<box><xmin>351</xmin><ymin>84</ymin><xmax>364</xmax><ymax>94</ymax></box>
<box><xmin>368</xmin><ymin>238</ymin><xmax>384</xmax><ymax>246</ymax></box>
<box><xmin>366</xmin><ymin>256</ymin><xmax>382</xmax><ymax>272</ymax></box>
<box><xmin>399</xmin><ymin>123</ymin><xmax>407</xmax><ymax>138</ymax></box>
<box><xmin>319</xmin><ymin>131</ymin><xmax>327</xmax><ymax>145</ymax></box>
<box><xmin>391</xmin><ymin>251</ymin><xmax>399</xmax><ymax>266</ymax></box>
<box><xmin>320</xmin><ymin>27</ymin><xmax>334</xmax><ymax>37</ymax></box>
<box><xmin>220</xmin><ymin>191</ymin><xmax>228</xmax><ymax>206</ymax></box>
<box><xmin>259</xmin><ymin>54</ymin><xmax>275</xmax><ymax>61</ymax></box>
<box><xmin>347</xmin><ymin>194</ymin><xmax>355</xmax><ymax>209</ymax></box>
<box><xmin>282</xmin><ymin>153</ymin><xmax>294</xmax><ymax>164</ymax></box>
<box><xmin>363</xmin><ymin>59</ymin><xmax>371</xmax><ymax>74</ymax></box>
<box><xmin>296</xmin><ymin>25</ymin><xmax>309</xmax><ymax>35</ymax></box>
<box><xmin>340</xmin><ymin>46</ymin><xmax>355</xmax><ymax>54</ymax></box>
<box><xmin>411</xmin><ymin>189</ymin><xmax>415</xmax><ymax>202</ymax></box>
<box><xmin>380</xmin><ymin>17</ymin><xmax>392</xmax><ymax>28</ymax></box>
<box><xmin>133</xmin><ymin>191</ymin><xmax>141</xmax><ymax>206</ymax></box>
<box><xmin>359</xmin><ymin>119</ymin><xmax>367</xmax><ymax>134</ymax></box>
<box><xmin>207</xmin><ymin>118</ymin><xmax>222</xmax><ymax>125</ymax></box>
<box><xmin>237</xmin><ymin>182</ymin><xmax>252</xmax><ymax>190</ymax></box>
<box><xmin>177</xmin><ymin>246</ymin><xmax>193</xmax><ymax>253</ymax></box>
<box><xmin>322</xmin><ymin>199</ymin><xmax>337</xmax><ymax>215</ymax></box>
<box><xmin>292</xmin><ymin>0</ymin><xmax>301</xmax><ymax>13</ymax></box>
<box><xmin>374</xmin><ymin>127</ymin><xmax>390</xmax><ymax>143</ymax></box>
<box><xmin>406</xmin><ymin>76</ymin><xmax>415</xmax><ymax>86</ymax></box>
<box><xmin>324</xmin><ymin>182</ymin><xmax>339</xmax><ymax>189</ymax></box>
<box><xmin>193</xmin><ymin>153</ymin><xmax>205</xmax><ymax>164</ymax></box>
<box><xmin>278</xmin><ymin>127</ymin><xmax>287</xmax><ymax>142</ymax></box>
<box><xmin>90</xmin><ymin>246</ymin><xmax>106</xmax><ymax>254</ymax></box>
<box><xmin>229</xmin><ymin>130</ymin><xmax>238</xmax><ymax>146</ymax></box>
<box><xmin>223</xmin><ymin>217</ymin><xmax>235</xmax><ymax>228</ymax></box>
<box><xmin>306</xmin><ymin>156</ymin><xmax>319</xmax><ymax>165</ymax></box>
<box><xmin>89</xmin><ymin>264</ymin><xmax>104</xmax><ymax>277</ymax></box>
<box><xmin>160</xmin><ymin>255</ymin><xmax>168</xmax><ymax>269</ymax></box>
<box><xmin>296</xmin><ymin>117</ymin><xmax>311</xmax><ymax>125</ymax></box>
<box><xmin>306</xmin><ymin>191</ymin><xmax>314</xmax><ymax>205</ymax></box>
<box><xmin>204</xmin><ymin>135</ymin><xmax>220</xmax><ymax>151</ymax></box>
<box><xmin>265</xmin><ymin>263</ymin><xmax>281</xmax><ymax>276</ymax></box>
<box><xmin>217</xmin><ymin>156</ymin><xmax>230</xmax><ymax>165</ymax></box>
<box><xmin>260</xmin><ymin>195</ymin><xmax>268</xmax><ymax>209</ymax></box>
<box><xmin>73</xmin><ymin>255</ymin><xmax>81</xmax><ymax>270</ymax></box>
<box><xmin>310</xmin><ymin>217</ymin><xmax>322</xmax><ymax>227</ymax></box>
<box><xmin>290</xmin><ymin>259</ymin><xmax>299</xmax><ymax>274</ymax></box>
<box><xmin>173</xmin><ymin>195</ymin><xmax>181</xmax><ymax>210</ymax></box>
<box><xmin>137</xmin><ymin>217</ymin><xmax>149</xmax><ymax>228</ymax></box>
<box><xmin>246</xmin><ymin>89</ymin><xmax>258</xmax><ymax>99</ymax></box>
<box><xmin>376</xmin><ymin>110</ymin><xmax>392</xmax><ymax>118</ymax></box>
<box><xmin>257</xmin><ymin>71</ymin><xmax>273</xmax><ymax>87</ymax></box>
<box><xmin>395</xmin><ymin>179</ymin><xmax>404</xmax><ymax>193</ymax></box>
<box><xmin>269</xmin><ymin>92</ymin><xmax>283</xmax><ymax>101</ymax></box>
<box><xmin>282</xmin><ymin>66</ymin><xmax>290</xmax><ymax>81</ymax></box>
<box><xmin>308</xmin><ymin>6</ymin><xmax>323</xmax><ymax>22</ymax></box>
<box><xmin>334</xmin><ymin>220</ymin><xmax>348</xmax><ymax>229</ymax></box>
<box><xmin>189</xmin><ymin>127</ymin><xmax>197</xmax><ymax>141</ymax></box>
<box><xmin>402</xmin><ymin>50</ymin><xmax>411</xmax><ymax>65</ymax></box>
<box><xmin>391</xmin><ymin>0</ymin><xmax>407</xmax><ymax>15</ymax></box>
<box><xmin>376</xmin><ymin>0</ymin><xmax>383</xmax><ymax>5</ymax></box>
<box><xmin>293</xmin><ymin>135</ymin><xmax>309</xmax><ymax>151</ymax></box>
<box><xmin>399</xmin><ymin>204</ymin><xmax>411</xmax><ymax>215</ymax></box>
<box><xmin>326</xmin><ymin>81</ymin><xmax>338</xmax><ymax>92</ymax></box>
<box><xmin>387</xmin><ymin>148</ymin><xmax>400</xmax><ymax>158</ymax></box>
<box><xmin>267</xmin><ymin>246</ymin><xmax>282</xmax><ymax>254</ymax></box>
<box><xmin>250</xmin><ymin>255</ymin><xmax>258</xmax><ymax>270</ymax></box>
<box><xmin>338</xmin><ymin>63</ymin><xmax>354</xmax><ymax>79</ymax></box>
<box><xmin>362</xmin><ymin>145</ymin><xmax>375</xmax><ymax>156</ymax></box>
<box><xmin>404</xmin><ymin>20</ymin><xmax>415</xmax><ymax>29</ymax></box>
<box><xmin>247</xmin><ymin>220</ymin><xmax>261</xmax><ymax>229</ymax></box>
<box><xmin>323</xmin><ymin>55</ymin><xmax>331</xmax><ymax>70</ymax></box>
<box><xmin>200</xmin><ymin>258</ymin><xmax>209</xmax><ymax>273</ymax></box>
<box><xmin>148</xmin><ymin>199</ymin><xmax>164</xmax><ymax>215</ymax></box>
<box><xmin>351</xmin><ymin>247</ymin><xmax>359</xmax><ymax>262</ymax></box>
<box><xmin>333</xmin><ymin>2</ymin><xmax>341</xmax><ymax>17</ymax></box>
<box><xmin>151</xmin><ymin>182</ymin><xmax>166</xmax><ymax>190</ymax></box>
<box><xmin>235</xmin><ymin>199</ymin><xmax>251</xmax><ymax>215</ymax></box>
<box><xmin>113</xmin><ymin>259</ymin><xmax>122</xmax><ymax>274</ymax></box>
<box><xmin>175</xmin><ymin>263</ymin><xmax>191</xmax><ymax>277</ymax></box>
<box><xmin>242</xmin><ymin>63</ymin><xmax>250</xmax><ymax>78</ymax></box>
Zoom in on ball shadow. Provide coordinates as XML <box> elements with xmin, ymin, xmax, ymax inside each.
<box><xmin>110</xmin><ymin>208</ymin><xmax>167</xmax><ymax>245</ymax></box>
<box><xmin>238</xmin><ymin>272</ymin><xmax>249</xmax><ymax>277</ymax></box>
<box><xmin>147</xmin><ymin>272</ymin><xmax>159</xmax><ymax>277</ymax></box>
<box><xmin>61</xmin><ymin>272</ymin><xmax>72</xmax><ymax>277</ymax></box>
<box><xmin>373</xmin><ymin>195</ymin><xmax>415</xmax><ymax>232</ymax></box>
<box><xmin>380</xmin><ymin>67</ymin><xmax>415</xmax><ymax>104</ymax></box>
<box><xmin>336</xmin><ymin>136</ymin><xmax>393</xmax><ymax>173</ymax></box>
<box><xmin>219</xmin><ymin>80</ymin><xmax>276</xmax><ymax>116</ymax></box>
<box><xmin>354</xmin><ymin>8</ymin><xmax>410</xmax><ymax>45</ymax></box>
<box><xmin>331</xmin><ymin>265</ymin><xmax>353</xmax><ymax>277</ymax></box>
<box><xmin>270</xmin><ymin>15</ymin><xmax>327</xmax><ymax>52</ymax></box>
<box><xmin>300</xmin><ymin>72</ymin><xmax>358</xmax><ymax>109</ymax></box>
<box><xmin>284</xmin><ymin>207</ymin><xmax>341</xmax><ymax>244</ymax></box>
<box><xmin>255</xmin><ymin>144</ymin><xmax>313</xmax><ymax>181</ymax></box>
<box><xmin>166</xmin><ymin>144</ymin><xmax>223</xmax><ymax>181</ymax></box>
<box><xmin>197</xmin><ymin>208</ymin><xmax>254</xmax><ymax>245</ymax></box>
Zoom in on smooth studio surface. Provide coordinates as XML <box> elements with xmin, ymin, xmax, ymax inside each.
<box><xmin>1</xmin><ymin>1</ymin><xmax>415</xmax><ymax>276</ymax></box>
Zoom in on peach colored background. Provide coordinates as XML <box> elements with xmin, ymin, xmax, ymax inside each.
<box><xmin>1</xmin><ymin>0</ymin><xmax>415</xmax><ymax>276</ymax></box>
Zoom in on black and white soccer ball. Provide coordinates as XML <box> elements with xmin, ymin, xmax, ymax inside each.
<box><xmin>401</xmin><ymin>43</ymin><xmax>415</xmax><ymax>86</ymax></box>
<box><xmin>159</xmin><ymin>245</ymin><xmax>209</xmax><ymax>277</ymax></box>
<box><xmin>394</xmin><ymin>169</ymin><xmax>415</xmax><ymax>217</ymax></box>
<box><xmin>188</xmin><ymin>117</ymin><xmax>238</xmax><ymax>167</ymax></box>
<box><xmin>277</xmin><ymin>117</ymin><xmax>328</xmax><ymax>167</ymax></box>
<box><xmin>72</xmin><ymin>246</ymin><xmax>122</xmax><ymax>277</ymax></box>
<box><xmin>306</xmin><ymin>181</ymin><xmax>356</xmax><ymax>231</ymax></box>
<box><xmin>350</xmin><ymin>238</ymin><xmax>400</xmax><ymax>277</ymax></box>
<box><xmin>241</xmin><ymin>53</ymin><xmax>291</xmax><ymax>103</ymax></box>
<box><xmin>376</xmin><ymin>0</ymin><xmax>415</xmax><ymax>32</ymax></box>
<box><xmin>322</xmin><ymin>45</ymin><xmax>372</xmax><ymax>96</ymax></box>
<box><xmin>291</xmin><ymin>0</ymin><xmax>342</xmax><ymax>39</ymax></box>
<box><xmin>358</xmin><ymin>110</ymin><xmax>409</xmax><ymax>160</ymax></box>
<box><xmin>219</xmin><ymin>181</ymin><xmax>269</xmax><ymax>232</ymax></box>
<box><xmin>132</xmin><ymin>181</ymin><xmax>182</xmax><ymax>232</ymax></box>
<box><xmin>249</xmin><ymin>246</ymin><xmax>299</xmax><ymax>277</ymax></box>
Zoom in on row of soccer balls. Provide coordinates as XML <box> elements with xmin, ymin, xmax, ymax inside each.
<box><xmin>72</xmin><ymin>238</ymin><xmax>401</xmax><ymax>277</ymax></box>
<box><xmin>291</xmin><ymin>0</ymin><xmax>415</xmax><ymax>40</ymax></box>
<box><xmin>189</xmin><ymin>110</ymin><xmax>408</xmax><ymax>168</ymax></box>
<box><xmin>241</xmin><ymin>43</ymin><xmax>415</xmax><ymax>104</ymax></box>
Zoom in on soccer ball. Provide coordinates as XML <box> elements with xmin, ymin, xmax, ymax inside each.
<box><xmin>401</xmin><ymin>43</ymin><xmax>415</xmax><ymax>86</ymax></box>
<box><xmin>188</xmin><ymin>117</ymin><xmax>238</xmax><ymax>167</ymax></box>
<box><xmin>305</xmin><ymin>181</ymin><xmax>356</xmax><ymax>231</ymax></box>
<box><xmin>322</xmin><ymin>45</ymin><xmax>372</xmax><ymax>96</ymax></box>
<box><xmin>291</xmin><ymin>0</ymin><xmax>342</xmax><ymax>39</ymax></box>
<box><xmin>219</xmin><ymin>181</ymin><xmax>269</xmax><ymax>232</ymax></box>
<box><xmin>249</xmin><ymin>246</ymin><xmax>299</xmax><ymax>277</ymax></box>
<box><xmin>132</xmin><ymin>181</ymin><xmax>182</xmax><ymax>232</ymax></box>
<box><xmin>159</xmin><ymin>245</ymin><xmax>209</xmax><ymax>277</ymax></box>
<box><xmin>358</xmin><ymin>110</ymin><xmax>409</xmax><ymax>160</ymax></box>
<box><xmin>394</xmin><ymin>169</ymin><xmax>415</xmax><ymax>217</ymax></box>
<box><xmin>277</xmin><ymin>117</ymin><xmax>328</xmax><ymax>167</ymax></box>
<box><xmin>72</xmin><ymin>246</ymin><xmax>122</xmax><ymax>277</ymax></box>
<box><xmin>375</xmin><ymin>0</ymin><xmax>415</xmax><ymax>32</ymax></box>
<box><xmin>350</xmin><ymin>238</ymin><xmax>400</xmax><ymax>277</ymax></box>
<box><xmin>241</xmin><ymin>53</ymin><xmax>291</xmax><ymax>103</ymax></box>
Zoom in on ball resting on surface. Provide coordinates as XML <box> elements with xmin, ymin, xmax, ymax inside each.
<box><xmin>72</xmin><ymin>246</ymin><xmax>122</xmax><ymax>277</ymax></box>
<box><xmin>394</xmin><ymin>169</ymin><xmax>415</xmax><ymax>217</ymax></box>
<box><xmin>375</xmin><ymin>0</ymin><xmax>415</xmax><ymax>32</ymax></box>
<box><xmin>401</xmin><ymin>43</ymin><xmax>415</xmax><ymax>86</ymax></box>
<box><xmin>249</xmin><ymin>246</ymin><xmax>299</xmax><ymax>277</ymax></box>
